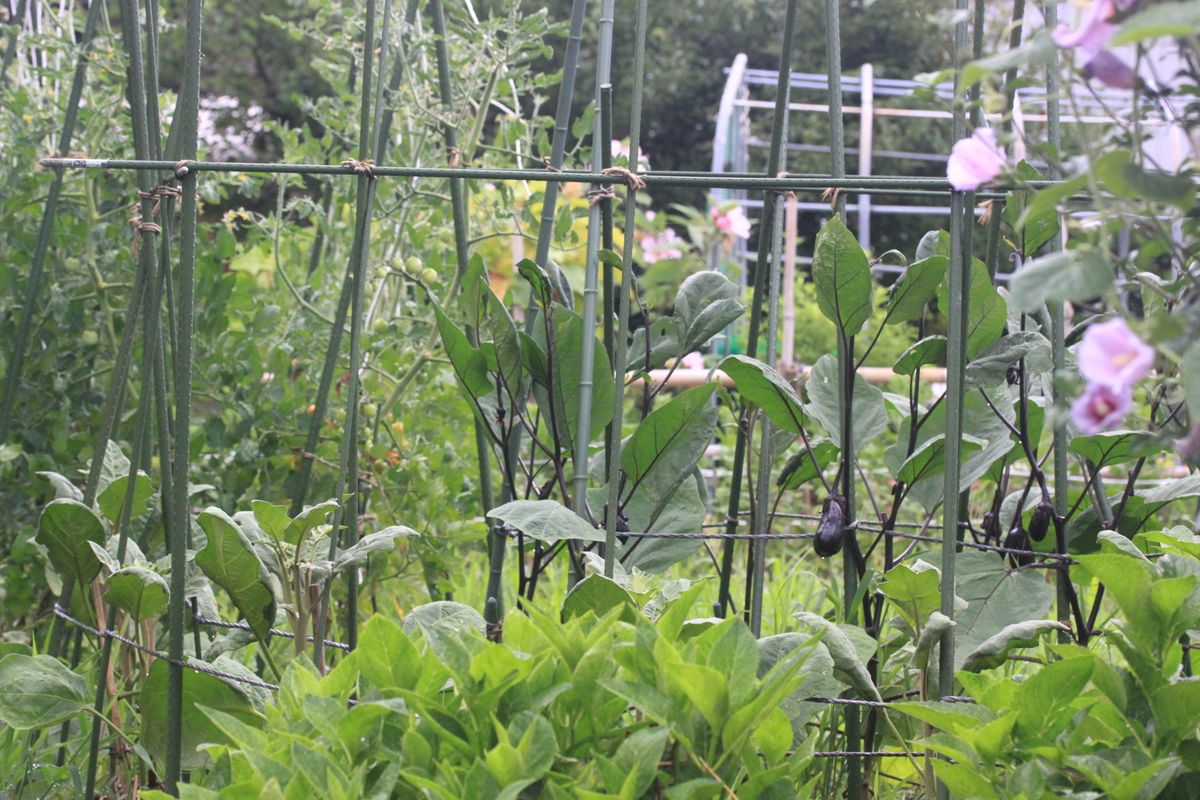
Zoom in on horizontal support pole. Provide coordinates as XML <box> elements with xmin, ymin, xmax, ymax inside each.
<box><xmin>38</xmin><ymin>157</ymin><xmax>1058</xmax><ymax>194</ymax></box>
<box><xmin>627</xmin><ymin>365</ymin><xmax>947</xmax><ymax>390</ymax></box>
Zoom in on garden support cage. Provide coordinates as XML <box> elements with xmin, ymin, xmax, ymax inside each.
<box><xmin>1</xmin><ymin>0</ymin><xmax>1165</xmax><ymax>795</ymax></box>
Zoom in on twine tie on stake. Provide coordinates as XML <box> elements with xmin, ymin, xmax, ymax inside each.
<box><xmin>775</xmin><ymin>171</ymin><xmax>797</xmax><ymax>201</ymax></box>
<box><xmin>128</xmin><ymin>212</ymin><xmax>162</xmax><ymax>258</ymax></box>
<box><xmin>821</xmin><ymin>184</ymin><xmax>842</xmax><ymax>209</ymax></box>
<box><xmin>601</xmin><ymin>165</ymin><xmax>646</xmax><ymax>191</ymax></box>
<box><xmin>446</xmin><ymin>145</ymin><xmax>463</xmax><ymax>169</ymax></box>
<box><xmin>340</xmin><ymin>158</ymin><xmax>377</xmax><ymax>178</ymax></box>
<box><xmin>542</xmin><ymin>155</ymin><xmax>562</xmax><ymax>173</ymax></box>
<box><xmin>174</xmin><ymin>159</ymin><xmax>192</xmax><ymax>179</ymax></box>
<box><xmin>587</xmin><ymin>184</ymin><xmax>616</xmax><ymax>206</ymax></box>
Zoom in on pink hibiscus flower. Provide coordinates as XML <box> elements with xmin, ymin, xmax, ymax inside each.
<box><xmin>1077</xmin><ymin>317</ymin><xmax>1155</xmax><ymax>390</ymax></box>
<box><xmin>1071</xmin><ymin>382</ymin><xmax>1133</xmax><ymax>433</ymax></box>
<box><xmin>947</xmin><ymin>128</ymin><xmax>1006</xmax><ymax>191</ymax></box>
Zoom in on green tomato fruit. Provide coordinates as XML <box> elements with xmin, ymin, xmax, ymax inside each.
<box><xmin>421</xmin><ymin>268</ymin><xmax>438</xmax><ymax>284</ymax></box>
<box><xmin>404</xmin><ymin>256</ymin><xmax>422</xmax><ymax>276</ymax></box>
<box><xmin>363</xmin><ymin>403</ymin><xmax>379</xmax><ymax>419</ymax></box>
<box><xmin>81</xmin><ymin>330</ymin><xmax>100</xmax><ymax>346</ymax></box>
<box><xmin>371</xmin><ymin>318</ymin><xmax>389</xmax><ymax>335</ymax></box>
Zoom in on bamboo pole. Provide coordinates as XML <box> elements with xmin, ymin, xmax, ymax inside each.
<box><xmin>603</xmin><ymin>0</ymin><xmax>647</xmax><ymax>579</ymax></box>
<box><xmin>570</xmin><ymin>0</ymin><xmax>615</xmax><ymax>585</ymax></box>
<box><xmin>0</xmin><ymin>0</ymin><xmax>105</xmax><ymax>441</ymax></box>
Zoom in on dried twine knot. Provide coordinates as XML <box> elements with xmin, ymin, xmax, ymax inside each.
<box><xmin>601</xmin><ymin>165</ymin><xmax>646</xmax><ymax>191</ymax></box>
<box><xmin>977</xmin><ymin>198</ymin><xmax>995</xmax><ymax>225</ymax></box>
<box><xmin>174</xmin><ymin>160</ymin><xmax>192</xmax><ymax>179</ymax></box>
<box><xmin>139</xmin><ymin>184</ymin><xmax>183</xmax><ymax>216</ymax></box>
<box><xmin>341</xmin><ymin>158</ymin><xmax>376</xmax><ymax>178</ymax></box>
<box><xmin>446</xmin><ymin>146</ymin><xmax>463</xmax><ymax>169</ymax></box>
<box><xmin>128</xmin><ymin>212</ymin><xmax>162</xmax><ymax>258</ymax></box>
<box><xmin>821</xmin><ymin>185</ymin><xmax>843</xmax><ymax>209</ymax></box>
<box><xmin>542</xmin><ymin>156</ymin><xmax>562</xmax><ymax>173</ymax></box>
<box><xmin>587</xmin><ymin>184</ymin><xmax>616</xmax><ymax>206</ymax></box>
<box><xmin>775</xmin><ymin>171</ymin><xmax>797</xmax><ymax>201</ymax></box>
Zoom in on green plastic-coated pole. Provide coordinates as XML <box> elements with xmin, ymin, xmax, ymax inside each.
<box><xmin>603</xmin><ymin>0</ymin><xmax>647</xmax><ymax>579</ymax></box>
<box><xmin>749</xmin><ymin>196</ymin><xmax>785</xmax><ymax>636</ymax></box>
<box><xmin>1044</xmin><ymin>0</ymin><xmax>1071</xmax><ymax>642</ymax></box>
<box><xmin>0</xmin><ymin>0</ymin><xmax>106</xmax><ymax>442</ymax></box>
<box><xmin>0</xmin><ymin>0</ymin><xmax>28</xmax><ymax>84</ymax></box>
<box><xmin>937</xmin><ymin>7</ymin><xmax>971</xmax><ymax>800</ymax></box>
<box><xmin>570</xmin><ymin>0</ymin><xmax>615</xmax><ymax>584</ymax></box>
<box><xmin>717</xmin><ymin>0</ymin><xmax>800</xmax><ymax>617</ymax></box>
<box><xmin>533</xmin><ymin>0</ymin><xmax>588</xmax><ymax>271</ymax></box>
<box><xmin>315</xmin><ymin>0</ymin><xmax>382</xmax><ymax>667</ymax></box>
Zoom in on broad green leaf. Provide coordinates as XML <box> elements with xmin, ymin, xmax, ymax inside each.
<box><xmin>913</xmin><ymin>612</ymin><xmax>955</xmax><ymax>670</ymax></box>
<box><xmin>668</xmin><ymin>662</ymin><xmax>727</xmax><ymax>731</ymax></box>
<box><xmin>812</xmin><ymin>215</ymin><xmax>872</xmax><ymax>337</ymax></box>
<box><xmin>105</xmin><ymin>566</ymin><xmax>169</xmax><ymax>621</ymax></box>
<box><xmin>893</xmin><ymin>336</ymin><xmax>947</xmax><ymax>375</ymax></box>
<box><xmin>517</xmin><ymin>258</ymin><xmax>552</xmax><ymax>307</ymax></box>
<box><xmin>96</xmin><ymin>440</ymin><xmax>130</xmax><ymax>498</ymax></box>
<box><xmin>250</xmin><ymin>500</ymin><xmax>291</xmax><ymax>543</ymax></box>
<box><xmin>334</xmin><ymin>526</ymin><xmax>418</xmax><ymax>570</ymax></box>
<box><xmin>487</xmin><ymin>499</ymin><xmax>603</xmax><ymax>543</ymax></box>
<box><xmin>141</xmin><ymin>659</ymin><xmax>261</xmax><ymax>772</ymax></box>
<box><xmin>627</xmin><ymin>317</ymin><xmax>684</xmax><ymax>371</ymax></box>
<box><xmin>1009</xmin><ymin>249</ymin><xmax>1114</xmax><ymax>313</ymax></box>
<box><xmin>562</xmin><ymin>574</ymin><xmax>636</xmax><ymax>622</ymax></box>
<box><xmin>777</xmin><ymin>439</ymin><xmax>839</xmax><ymax>491</ymax></box>
<box><xmin>618</xmin><ymin>471</ymin><xmax>708</xmax><ymax>573</ymax></box>
<box><xmin>536</xmin><ymin>305</ymin><xmax>613</xmax><ymax>450</ymax></box>
<box><xmin>610</xmin><ymin>726</ymin><xmax>670</xmax><ymax>798</ymax></box>
<box><xmin>961</xmin><ymin>29</ymin><xmax>1056</xmax><ymax>88</ymax></box>
<box><xmin>961</xmin><ymin>620</ymin><xmax>1070</xmax><ymax>672</ymax></box>
<box><xmin>621</xmin><ymin>384</ymin><xmax>718</xmax><ymax>525</ymax></box>
<box><xmin>885</xmin><ymin>256</ymin><xmax>947</xmax><ymax>324</ymax></box>
<box><xmin>896</xmin><ymin>434</ymin><xmax>984</xmax><ymax>485</ymax></box>
<box><xmin>938</xmin><ymin>259</ymin><xmax>1007</xmax><ymax>359</ymax></box>
<box><xmin>1003</xmin><ymin>161</ymin><xmax>1058</xmax><ymax>256</ymax></box>
<box><xmin>793</xmin><ymin>611</ymin><xmax>880</xmax><ymax>700</ymax></box>
<box><xmin>1094</xmin><ymin>150</ymin><xmax>1196</xmax><ymax>211</ymax></box>
<box><xmin>719</xmin><ymin>355</ymin><xmax>806</xmax><ymax>433</ymax></box>
<box><xmin>1150</xmin><ymin>681</ymin><xmax>1200</xmax><ymax>748</ymax></box>
<box><xmin>1069</xmin><ymin>430</ymin><xmax>1161</xmax><ymax>469</ymax></box>
<box><xmin>965</xmin><ymin>331</ymin><xmax>1050</xmax><ymax>388</ymax></box>
<box><xmin>36</xmin><ymin>471</ymin><xmax>84</xmax><ymax>502</ymax></box>
<box><xmin>482</xmin><ymin>289</ymin><xmax>525</xmax><ymax>401</ymax></box>
<box><xmin>805</xmin><ymin>354</ymin><xmax>888</xmax><ymax>452</ymax></box>
<box><xmin>1140</xmin><ymin>472</ymin><xmax>1200</xmax><ymax>507</ymax></box>
<box><xmin>880</xmin><ymin>562</ymin><xmax>942</xmax><ymax>631</ymax></box>
<box><xmin>0</xmin><ymin>654</ymin><xmax>88</xmax><ymax>729</ymax></box>
<box><xmin>674</xmin><ymin>270</ymin><xmax>744</xmax><ymax>352</ymax></box>
<box><xmin>96</xmin><ymin>472</ymin><xmax>155</xmax><ymax>525</ymax></box>
<box><xmin>434</xmin><ymin>303</ymin><xmax>492</xmax><ymax>397</ymax></box>
<box><xmin>37</xmin><ymin>498</ymin><xmax>107</xmax><ymax>586</ymax></box>
<box><xmin>953</xmin><ymin>551</ymin><xmax>1055</xmax><ymax>671</ymax></box>
<box><xmin>195</xmin><ymin>508</ymin><xmax>277</xmax><ymax>643</ymax></box>
<box><xmin>1014</xmin><ymin>655</ymin><xmax>1094</xmax><ymax>735</ymax></box>
<box><xmin>1018</xmin><ymin>172</ymin><xmax>1088</xmax><ymax>233</ymax></box>
<box><xmin>1112</xmin><ymin>3</ymin><xmax>1200</xmax><ymax>44</ymax></box>
<box><xmin>402</xmin><ymin>601</ymin><xmax>486</xmax><ymax>637</ymax></box>
<box><xmin>283</xmin><ymin>499</ymin><xmax>338</xmax><ymax>547</ymax></box>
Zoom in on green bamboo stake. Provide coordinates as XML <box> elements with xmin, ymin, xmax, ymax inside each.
<box><xmin>314</xmin><ymin>0</ymin><xmax>380</xmax><ymax>668</ymax></box>
<box><xmin>533</xmin><ymin>0</ymin><xmax>587</xmax><ymax>271</ymax></box>
<box><xmin>717</xmin><ymin>0</ymin><xmax>800</xmax><ymax>617</ymax></box>
<box><xmin>1044</xmin><ymin>0</ymin><xmax>1071</xmax><ymax>643</ymax></box>
<box><xmin>0</xmin><ymin>0</ymin><xmax>105</xmax><ymax>442</ymax></box>
<box><xmin>427</xmin><ymin>0</ymin><xmax>502</xmax><ymax>625</ymax></box>
<box><xmin>0</xmin><ymin>0</ymin><xmax>28</xmax><ymax>85</ymax></box>
<box><xmin>823</xmin><ymin>0</ymin><xmax>863</xmax><ymax>792</ymax></box>
<box><xmin>599</xmin><ymin>83</ymin><xmax>615</xmax><ymax>357</ymax></box>
<box><xmin>937</xmin><ymin>6</ymin><xmax>971</xmax><ymax>799</ymax></box>
<box><xmin>749</xmin><ymin>196</ymin><xmax>785</xmax><ymax>636</ymax></box>
<box><xmin>570</xmin><ymin>0</ymin><xmax>615</xmax><ymax>583</ymax></box>
<box><xmin>603</xmin><ymin>0</ymin><xmax>646</xmax><ymax>579</ymax></box>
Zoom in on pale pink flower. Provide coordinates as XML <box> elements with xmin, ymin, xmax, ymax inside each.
<box><xmin>1052</xmin><ymin>0</ymin><xmax>1139</xmax><ymax>90</ymax></box>
<box><xmin>711</xmin><ymin>204</ymin><xmax>752</xmax><ymax>239</ymax></box>
<box><xmin>641</xmin><ymin>228</ymin><xmax>684</xmax><ymax>264</ymax></box>
<box><xmin>947</xmin><ymin>128</ymin><xmax>1006</xmax><ymax>191</ymax></box>
<box><xmin>1077</xmin><ymin>317</ymin><xmax>1154</xmax><ymax>389</ymax></box>
<box><xmin>680</xmin><ymin>351</ymin><xmax>705</xmax><ymax>370</ymax></box>
<box><xmin>1071</xmin><ymin>382</ymin><xmax>1133</xmax><ymax>433</ymax></box>
<box><xmin>611</xmin><ymin>139</ymin><xmax>649</xmax><ymax>170</ymax></box>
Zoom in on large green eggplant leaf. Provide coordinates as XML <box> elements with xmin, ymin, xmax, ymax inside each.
<box><xmin>195</xmin><ymin>508</ymin><xmax>277</xmax><ymax>643</ymax></box>
<box><xmin>886</xmin><ymin>256</ymin><xmax>947</xmax><ymax>324</ymax></box>
<box><xmin>805</xmin><ymin>354</ymin><xmax>888</xmax><ymax>452</ymax></box>
<box><xmin>621</xmin><ymin>384</ymin><xmax>717</xmax><ymax>524</ymax></box>
<box><xmin>0</xmin><ymin>654</ymin><xmax>88</xmax><ymax>730</ymax></box>
<box><xmin>37</xmin><ymin>498</ymin><xmax>107</xmax><ymax>586</ymax></box>
<box><xmin>720</xmin><ymin>355</ymin><xmax>807</xmax><ymax>433</ymax></box>
<box><xmin>487</xmin><ymin>500</ymin><xmax>603</xmax><ymax>544</ymax></box>
<box><xmin>105</xmin><ymin>566</ymin><xmax>170</xmax><ymax>621</ymax></box>
<box><xmin>674</xmin><ymin>270</ymin><xmax>744</xmax><ymax>352</ymax></box>
<box><xmin>812</xmin><ymin>215</ymin><xmax>872</xmax><ymax>337</ymax></box>
<box><xmin>953</xmin><ymin>551</ymin><xmax>1054</xmax><ymax>671</ymax></box>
